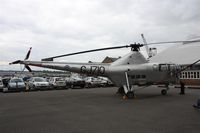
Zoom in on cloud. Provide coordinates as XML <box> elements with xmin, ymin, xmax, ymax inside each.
<box><xmin>0</xmin><ymin>0</ymin><xmax>200</xmax><ymax>70</ymax></box>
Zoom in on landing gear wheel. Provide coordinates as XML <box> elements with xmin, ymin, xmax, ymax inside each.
<box><xmin>126</xmin><ymin>92</ymin><xmax>134</xmax><ymax>99</ymax></box>
<box><xmin>161</xmin><ymin>89</ymin><xmax>167</xmax><ymax>95</ymax></box>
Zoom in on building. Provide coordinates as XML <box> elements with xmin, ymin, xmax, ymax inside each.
<box><xmin>102</xmin><ymin>56</ymin><xmax>120</xmax><ymax>63</ymax></box>
<box><xmin>150</xmin><ymin>38</ymin><xmax>200</xmax><ymax>86</ymax></box>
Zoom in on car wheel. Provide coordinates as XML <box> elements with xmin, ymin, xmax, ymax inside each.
<box><xmin>88</xmin><ymin>83</ymin><xmax>92</xmax><ymax>88</ymax></box>
<box><xmin>71</xmin><ymin>85</ymin><xmax>74</xmax><ymax>89</ymax></box>
<box><xmin>2</xmin><ymin>88</ymin><xmax>7</xmax><ymax>93</ymax></box>
<box><xmin>81</xmin><ymin>85</ymin><xmax>85</xmax><ymax>88</ymax></box>
<box><xmin>31</xmin><ymin>85</ymin><xmax>36</xmax><ymax>91</ymax></box>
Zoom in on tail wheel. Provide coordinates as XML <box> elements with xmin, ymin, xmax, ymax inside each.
<box><xmin>161</xmin><ymin>89</ymin><xmax>167</xmax><ymax>95</ymax></box>
<box><xmin>126</xmin><ymin>92</ymin><xmax>134</xmax><ymax>99</ymax></box>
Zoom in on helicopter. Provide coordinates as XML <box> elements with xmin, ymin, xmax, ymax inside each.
<box><xmin>10</xmin><ymin>36</ymin><xmax>200</xmax><ymax>99</ymax></box>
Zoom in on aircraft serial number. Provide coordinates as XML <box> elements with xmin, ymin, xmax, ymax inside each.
<box><xmin>80</xmin><ymin>66</ymin><xmax>105</xmax><ymax>74</ymax></box>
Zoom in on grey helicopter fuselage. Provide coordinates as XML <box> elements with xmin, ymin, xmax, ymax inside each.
<box><xmin>20</xmin><ymin>50</ymin><xmax>180</xmax><ymax>87</ymax></box>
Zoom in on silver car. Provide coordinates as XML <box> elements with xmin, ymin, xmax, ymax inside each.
<box><xmin>28</xmin><ymin>77</ymin><xmax>49</xmax><ymax>90</ymax></box>
<box><xmin>0</xmin><ymin>78</ymin><xmax>3</xmax><ymax>92</ymax></box>
<box><xmin>7</xmin><ymin>77</ymin><xmax>26</xmax><ymax>92</ymax></box>
<box><xmin>49</xmin><ymin>77</ymin><xmax>66</xmax><ymax>89</ymax></box>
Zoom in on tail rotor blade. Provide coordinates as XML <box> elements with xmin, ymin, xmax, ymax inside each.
<box><xmin>25</xmin><ymin>65</ymin><xmax>32</xmax><ymax>72</ymax></box>
<box><xmin>9</xmin><ymin>60</ymin><xmax>21</xmax><ymax>65</ymax></box>
<box><xmin>24</xmin><ymin>47</ymin><xmax>32</xmax><ymax>60</ymax></box>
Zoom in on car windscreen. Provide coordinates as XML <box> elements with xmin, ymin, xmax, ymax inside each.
<box><xmin>72</xmin><ymin>77</ymin><xmax>82</xmax><ymax>80</ymax></box>
<box><xmin>56</xmin><ymin>78</ymin><xmax>65</xmax><ymax>81</ymax></box>
<box><xmin>10</xmin><ymin>79</ymin><xmax>23</xmax><ymax>83</ymax></box>
<box><xmin>34</xmin><ymin>78</ymin><xmax>46</xmax><ymax>82</ymax></box>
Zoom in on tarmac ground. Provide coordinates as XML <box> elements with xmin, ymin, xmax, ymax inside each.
<box><xmin>0</xmin><ymin>86</ymin><xmax>200</xmax><ymax>133</ymax></box>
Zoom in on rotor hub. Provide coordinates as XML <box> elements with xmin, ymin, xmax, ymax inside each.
<box><xmin>129</xmin><ymin>43</ymin><xmax>144</xmax><ymax>51</ymax></box>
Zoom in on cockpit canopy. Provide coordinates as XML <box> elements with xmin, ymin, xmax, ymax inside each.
<box><xmin>153</xmin><ymin>63</ymin><xmax>180</xmax><ymax>72</ymax></box>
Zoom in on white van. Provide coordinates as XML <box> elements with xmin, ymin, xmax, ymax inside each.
<box><xmin>49</xmin><ymin>77</ymin><xmax>66</xmax><ymax>89</ymax></box>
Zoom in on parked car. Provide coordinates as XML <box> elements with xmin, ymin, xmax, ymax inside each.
<box><xmin>66</xmin><ymin>77</ymin><xmax>85</xmax><ymax>89</ymax></box>
<box><xmin>98</xmin><ymin>77</ymin><xmax>114</xmax><ymax>87</ymax></box>
<box><xmin>28</xmin><ymin>77</ymin><xmax>50</xmax><ymax>91</ymax></box>
<box><xmin>84</xmin><ymin>77</ymin><xmax>102</xmax><ymax>88</ymax></box>
<box><xmin>49</xmin><ymin>77</ymin><xmax>67</xmax><ymax>89</ymax></box>
<box><xmin>2</xmin><ymin>77</ymin><xmax>11</xmax><ymax>88</ymax></box>
<box><xmin>0</xmin><ymin>78</ymin><xmax>3</xmax><ymax>92</ymax></box>
<box><xmin>6</xmin><ymin>77</ymin><xmax>26</xmax><ymax>92</ymax></box>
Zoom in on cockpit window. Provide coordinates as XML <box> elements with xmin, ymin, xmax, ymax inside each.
<box><xmin>159</xmin><ymin>64</ymin><xmax>168</xmax><ymax>71</ymax></box>
<box><xmin>153</xmin><ymin>64</ymin><xmax>159</xmax><ymax>70</ymax></box>
<box><xmin>158</xmin><ymin>64</ymin><xmax>179</xmax><ymax>72</ymax></box>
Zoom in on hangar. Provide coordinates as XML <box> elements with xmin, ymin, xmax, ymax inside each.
<box><xmin>150</xmin><ymin>38</ymin><xmax>200</xmax><ymax>86</ymax></box>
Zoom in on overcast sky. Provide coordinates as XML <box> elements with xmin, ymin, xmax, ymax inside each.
<box><xmin>0</xmin><ymin>0</ymin><xmax>200</xmax><ymax>70</ymax></box>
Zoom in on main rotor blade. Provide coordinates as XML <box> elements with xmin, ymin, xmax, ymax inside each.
<box><xmin>147</xmin><ymin>40</ymin><xmax>200</xmax><ymax>45</ymax></box>
<box><xmin>41</xmin><ymin>45</ymin><xmax>130</xmax><ymax>61</ymax></box>
<box><xmin>180</xmin><ymin>59</ymin><xmax>200</xmax><ymax>72</ymax></box>
<box><xmin>41</xmin><ymin>40</ymin><xmax>200</xmax><ymax>61</ymax></box>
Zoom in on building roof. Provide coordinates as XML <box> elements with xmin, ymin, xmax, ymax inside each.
<box><xmin>149</xmin><ymin>41</ymin><xmax>200</xmax><ymax>65</ymax></box>
<box><xmin>102</xmin><ymin>56</ymin><xmax>119</xmax><ymax>63</ymax></box>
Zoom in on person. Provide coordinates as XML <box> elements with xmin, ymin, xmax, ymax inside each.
<box><xmin>180</xmin><ymin>81</ymin><xmax>185</xmax><ymax>95</ymax></box>
<box><xmin>193</xmin><ymin>96</ymin><xmax>200</xmax><ymax>109</ymax></box>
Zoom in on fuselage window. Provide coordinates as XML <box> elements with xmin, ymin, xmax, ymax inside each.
<box><xmin>141</xmin><ymin>75</ymin><xmax>146</xmax><ymax>78</ymax></box>
<box><xmin>153</xmin><ymin>64</ymin><xmax>159</xmax><ymax>71</ymax></box>
<box><xmin>131</xmin><ymin>75</ymin><xmax>135</xmax><ymax>79</ymax></box>
<box><xmin>159</xmin><ymin>64</ymin><xmax>168</xmax><ymax>71</ymax></box>
<box><xmin>130</xmin><ymin>75</ymin><xmax>146</xmax><ymax>79</ymax></box>
<box><xmin>136</xmin><ymin>75</ymin><xmax>140</xmax><ymax>79</ymax></box>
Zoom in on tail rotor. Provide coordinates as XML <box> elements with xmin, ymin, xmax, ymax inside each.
<box><xmin>10</xmin><ymin>47</ymin><xmax>32</xmax><ymax>72</ymax></box>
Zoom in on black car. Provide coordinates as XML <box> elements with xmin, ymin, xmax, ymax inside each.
<box><xmin>2</xmin><ymin>77</ymin><xmax>11</xmax><ymax>88</ymax></box>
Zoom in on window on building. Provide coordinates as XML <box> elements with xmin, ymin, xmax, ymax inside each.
<box><xmin>191</xmin><ymin>72</ymin><xmax>194</xmax><ymax>79</ymax></box>
<box><xmin>182</xmin><ymin>72</ymin><xmax>185</xmax><ymax>79</ymax></box>
<box><xmin>194</xmin><ymin>72</ymin><xmax>197</xmax><ymax>79</ymax></box>
<box><xmin>188</xmin><ymin>72</ymin><xmax>190</xmax><ymax>79</ymax></box>
<box><xmin>185</xmin><ymin>72</ymin><xmax>188</xmax><ymax>79</ymax></box>
<box><xmin>197</xmin><ymin>72</ymin><xmax>200</xmax><ymax>79</ymax></box>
